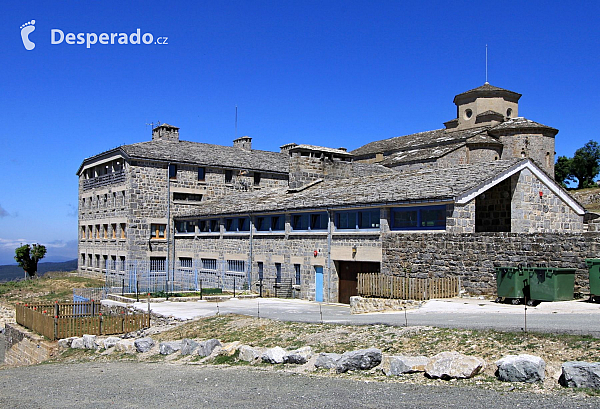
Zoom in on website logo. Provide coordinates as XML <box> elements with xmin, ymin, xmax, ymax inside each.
<box><xmin>20</xmin><ymin>20</ymin><xmax>36</xmax><ymax>50</ymax></box>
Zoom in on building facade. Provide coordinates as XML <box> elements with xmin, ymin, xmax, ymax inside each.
<box><xmin>77</xmin><ymin>84</ymin><xmax>586</xmax><ymax>301</ymax></box>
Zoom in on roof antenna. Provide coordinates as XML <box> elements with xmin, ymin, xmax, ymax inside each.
<box><xmin>145</xmin><ymin>121</ymin><xmax>160</xmax><ymax>134</ymax></box>
<box><xmin>235</xmin><ymin>105</ymin><xmax>238</xmax><ymax>139</ymax></box>
<box><xmin>485</xmin><ymin>44</ymin><xmax>489</xmax><ymax>85</ymax></box>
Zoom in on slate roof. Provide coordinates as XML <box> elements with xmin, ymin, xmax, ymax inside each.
<box><xmin>453</xmin><ymin>83</ymin><xmax>522</xmax><ymax>103</ymax></box>
<box><xmin>488</xmin><ymin>117</ymin><xmax>558</xmax><ymax>136</ymax></box>
<box><xmin>79</xmin><ymin>140</ymin><xmax>290</xmax><ymax>174</ymax></box>
<box><xmin>291</xmin><ymin>144</ymin><xmax>353</xmax><ymax>156</ymax></box>
<box><xmin>350</xmin><ymin>126</ymin><xmax>490</xmax><ymax>158</ymax></box>
<box><xmin>177</xmin><ymin>159</ymin><xmax>525</xmax><ymax>217</ymax></box>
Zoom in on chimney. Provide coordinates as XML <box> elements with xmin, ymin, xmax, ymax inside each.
<box><xmin>233</xmin><ymin>136</ymin><xmax>252</xmax><ymax>151</ymax></box>
<box><xmin>280</xmin><ymin>143</ymin><xmax>298</xmax><ymax>154</ymax></box>
<box><xmin>152</xmin><ymin>123</ymin><xmax>180</xmax><ymax>142</ymax></box>
<box><xmin>288</xmin><ymin>145</ymin><xmax>353</xmax><ymax>190</ymax></box>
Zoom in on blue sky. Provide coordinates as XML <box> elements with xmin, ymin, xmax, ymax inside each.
<box><xmin>1</xmin><ymin>1</ymin><xmax>599</xmax><ymax>264</ymax></box>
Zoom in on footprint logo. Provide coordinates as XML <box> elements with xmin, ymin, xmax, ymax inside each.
<box><xmin>20</xmin><ymin>20</ymin><xmax>36</xmax><ymax>50</ymax></box>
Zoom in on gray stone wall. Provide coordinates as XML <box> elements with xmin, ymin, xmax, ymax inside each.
<box><xmin>468</xmin><ymin>145</ymin><xmax>502</xmax><ymax>163</ymax></box>
<box><xmin>511</xmin><ymin>169</ymin><xmax>583</xmax><ymax>233</ymax></box>
<box><xmin>447</xmin><ymin>203</ymin><xmax>476</xmax><ymax>233</ymax></box>
<box><xmin>499</xmin><ymin>131</ymin><xmax>555</xmax><ymax>176</ymax></box>
<box><xmin>382</xmin><ymin>232</ymin><xmax>600</xmax><ymax>296</ymax></box>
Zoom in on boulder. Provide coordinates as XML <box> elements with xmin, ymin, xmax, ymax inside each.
<box><xmin>114</xmin><ymin>339</ymin><xmax>136</xmax><ymax>354</ymax></box>
<box><xmin>103</xmin><ymin>336</ymin><xmax>121</xmax><ymax>350</ymax></box>
<box><xmin>559</xmin><ymin>361</ymin><xmax>600</xmax><ymax>389</ymax></box>
<box><xmin>180</xmin><ymin>339</ymin><xmax>199</xmax><ymax>356</ymax></box>
<box><xmin>159</xmin><ymin>341</ymin><xmax>182</xmax><ymax>355</ymax></box>
<box><xmin>219</xmin><ymin>341</ymin><xmax>241</xmax><ymax>357</ymax></box>
<box><xmin>495</xmin><ymin>354</ymin><xmax>545</xmax><ymax>383</ymax></box>
<box><xmin>198</xmin><ymin>339</ymin><xmax>222</xmax><ymax>357</ymax></box>
<box><xmin>239</xmin><ymin>345</ymin><xmax>262</xmax><ymax>362</ymax></box>
<box><xmin>425</xmin><ymin>351</ymin><xmax>485</xmax><ymax>380</ymax></box>
<box><xmin>82</xmin><ymin>334</ymin><xmax>99</xmax><ymax>350</ymax></box>
<box><xmin>285</xmin><ymin>347</ymin><xmax>312</xmax><ymax>364</ymax></box>
<box><xmin>70</xmin><ymin>337</ymin><xmax>85</xmax><ymax>349</ymax></box>
<box><xmin>384</xmin><ymin>355</ymin><xmax>430</xmax><ymax>376</ymax></box>
<box><xmin>262</xmin><ymin>347</ymin><xmax>287</xmax><ymax>364</ymax></box>
<box><xmin>134</xmin><ymin>337</ymin><xmax>155</xmax><ymax>353</ymax></box>
<box><xmin>315</xmin><ymin>353</ymin><xmax>342</xmax><ymax>369</ymax></box>
<box><xmin>336</xmin><ymin>348</ymin><xmax>382</xmax><ymax>373</ymax></box>
<box><xmin>58</xmin><ymin>337</ymin><xmax>77</xmax><ymax>349</ymax></box>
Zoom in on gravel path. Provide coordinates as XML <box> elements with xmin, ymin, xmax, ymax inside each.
<box><xmin>1</xmin><ymin>362</ymin><xmax>599</xmax><ymax>408</ymax></box>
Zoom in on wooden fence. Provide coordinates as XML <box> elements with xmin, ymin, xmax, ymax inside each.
<box><xmin>357</xmin><ymin>273</ymin><xmax>460</xmax><ymax>301</ymax></box>
<box><xmin>15</xmin><ymin>302</ymin><xmax>150</xmax><ymax>340</ymax></box>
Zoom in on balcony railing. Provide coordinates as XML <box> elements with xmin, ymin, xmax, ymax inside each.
<box><xmin>82</xmin><ymin>170</ymin><xmax>126</xmax><ymax>191</ymax></box>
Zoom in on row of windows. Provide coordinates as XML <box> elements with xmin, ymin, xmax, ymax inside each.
<box><xmin>81</xmin><ymin>191</ymin><xmax>126</xmax><ymax>210</ymax></box>
<box><xmin>81</xmin><ymin>253</ymin><xmax>126</xmax><ymax>270</ymax></box>
<box><xmin>83</xmin><ymin>160</ymin><xmax>123</xmax><ymax>179</ymax></box>
<box><xmin>81</xmin><ymin>223</ymin><xmax>126</xmax><ymax>240</ymax></box>
<box><xmin>257</xmin><ymin>262</ymin><xmax>301</xmax><ymax>285</ymax></box>
<box><xmin>175</xmin><ymin>206</ymin><xmax>446</xmax><ymax>234</ymax></box>
<box><xmin>168</xmin><ymin>165</ymin><xmax>261</xmax><ymax>186</ymax></box>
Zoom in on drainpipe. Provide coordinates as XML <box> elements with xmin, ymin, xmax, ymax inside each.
<box><xmin>327</xmin><ymin>209</ymin><xmax>332</xmax><ymax>303</ymax></box>
<box><xmin>248</xmin><ymin>213</ymin><xmax>254</xmax><ymax>290</ymax></box>
<box><xmin>166</xmin><ymin>163</ymin><xmax>172</xmax><ymax>292</ymax></box>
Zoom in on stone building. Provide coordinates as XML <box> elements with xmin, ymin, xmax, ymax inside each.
<box><xmin>77</xmin><ymin>83</ymin><xmax>588</xmax><ymax>301</ymax></box>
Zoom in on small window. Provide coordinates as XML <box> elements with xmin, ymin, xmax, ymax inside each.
<box><xmin>506</xmin><ymin>108</ymin><xmax>513</xmax><ymax>117</ymax></box>
<box><xmin>225</xmin><ymin>217</ymin><xmax>250</xmax><ymax>232</ymax></box>
<box><xmin>103</xmin><ymin>224</ymin><xmax>108</xmax><ymax>239</ymax></box>
<box><xmin>291</xmin><ymin>212</ymin><xmax>328</xmax><ymax>231</ymax></box>
<box><xmin>151</xmin><ymin>223</ymin><xmax>166</xmax><ymax>239</ymax></box>
<box><xmin>227</xmin><ymin>260</ymin><xmax>245</xmax><ymax>273</ymax></box>
<box><xmin>275</xmin><ymin>263</ymin><xmax>282</xmax><ymax>283</ymax></box>
<box><xmin>198</xmin><ymin>167</ymin><xmax>206</xmax><ymax>181</ymax></box>
<box><xmin>173</xmin><ymin>192</ymin><xmax>203</xmax><ymax>202</ymax></box>
<box><xmin>81</xmin><ymin>226</ymin><xmax>86</xmax><ymax>240</ymax></box>
<box><xmin>179</xmin><ymin>257</ymin><xmax>193</xmax><ymax>270</ymax></box>
<box><xmin>110</xmin><ymin>255</ymin><xmax>117</xmax><ymax>270</ymax></box>
<box><xmin>294</xmin><ymin>264</ymin><xmax>301</xmax><ymax>286</ymax></box>
<box><xmin>254</xmin><ymin>172</ymin><xmax>261</xmax><ymax>186</ymax></box>
<box><xmin>169</xmin><ymin>164</ymin><xmax>177</xmax><ymax>179</ymax></box>
<box><xmin>258</xmin><ymin>262</ymin><xmax>264</xmax><ymax>280</ymax></box>
<box><xmin>199</xmin><ymin>219</ymin><xmax>220</xmax><ymax>233</ymax></box>
<box><xmin>111</xmin><ymin>223</ymin><xmax>117</xmax><ymax>239</ymax></box>
<box><xmin>150</xmin><ymin>257</ymin><xmax>166</xmax><ymax>273</ymax></box>
<box><xmin>256</xmin><ymin>215</ymin><xmax>284</xmax><ymax>231</ymax></box>
<box><xmin>120</xmin><ymin>223</ymin><xmax>126</xmax><ymax>239</ymax></box>
<box><xmin>391</xmin><ymin>205</ymin><xmax>446</xmax><ymax>230</ymax></box>
<box><xmin>201</xmin><ymin>258</ymin><xmax>217</xmax><ymax>271</ymax></box>
<box><xmin>336</xmin><ymin>209</ymin><xmax>380</xmax><ymax>230</ymax></box>
<box><xmin>176</xmin><ymin>220</ymin><xmax>196</xmax><ymax>233</ymax></box>
<box><xmin>225</xmin><ymin>170</ymin><xmax>233</xmax><ymax>183</ymax></box>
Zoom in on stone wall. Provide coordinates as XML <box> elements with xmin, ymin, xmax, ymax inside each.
<box><xmin>4</xmin><ymin>323</ymin><xmax>57</xmax><ymax>366</ymax></box>
<box><xmin>499</xmin><ymin>131</ymin><xmax>555</xmax><ymax>176</ymax></box>
<box><xmin>382</xmin><ymin>232</ymin><xmax>600</xmax><ymax>296</ymax></box>
<box><xmin>475</xmin><ymin>177</ymin><xmax>512</xmax><ymax>232</ymax></box>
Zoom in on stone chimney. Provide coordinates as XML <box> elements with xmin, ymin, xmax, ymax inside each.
<box><xmin>288</xmin><ymin>145</ymin><xmax>353</xmax><ymax>190</ymax></box>
<box><xmin>280</xmin><ymin>143</ymin><xmax>298</xmax><ymax>154</ymax></box>
<box><xmin>152</xmin><ymin>123</ymin><xmax>180</xmax><ymax>141</ymax></box>
<box><xmin>233</xmin><ymin>136</ymin><xmax>252</xmax><ymax>151</ymax></box>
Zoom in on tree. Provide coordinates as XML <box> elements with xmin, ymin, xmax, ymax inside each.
<box><xmin>571</xmin><ymin>140</ymin><xmax>600</xmax><ymax>189</ymax></box>
<box><xmin>554</xmin><ymin>155</ymin><xmax>574</xmax><ymax>187</ymax></box>
<box><xmin>14</xmin><ymin>244</ymin><xmax>47</xmax><ymax>279</ymax></box>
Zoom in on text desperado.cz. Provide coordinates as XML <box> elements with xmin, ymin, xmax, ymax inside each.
<box><xmin>51</xmin><ymin>29</ymin><xmax>168</xmax><ymax>48</ymax></box>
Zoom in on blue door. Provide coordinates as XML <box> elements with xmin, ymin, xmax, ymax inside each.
<box><xmin>315</xmin><ymin>266</ymin><xmax>324</xmax><ymax>302</ymax></box>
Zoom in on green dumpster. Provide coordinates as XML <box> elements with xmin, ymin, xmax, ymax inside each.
<box><xmin>585</xmin><ymin>259</ymin><xmax>600</xmax><ymax>302</ymax></box>
<box><xmin>495</xmin><ymin>267</ymin><xmax>528</xmax><ymax>302</ymax></box>
<box><xmin>528</xmin><ymin>267</ymin><xmax>575</xmax><ymax>302</ymax></box>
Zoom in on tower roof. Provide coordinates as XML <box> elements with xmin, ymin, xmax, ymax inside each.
<box><xmin>453</xmin><ymin>83</ymin><xmax>522</xmax><ymax>104</ymax></box>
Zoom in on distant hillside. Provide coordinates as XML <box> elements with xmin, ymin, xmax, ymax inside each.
<box><xmin>0</xmin><ymin>259</ymin><xmax>78</xmax><ymax>282</ymax></box>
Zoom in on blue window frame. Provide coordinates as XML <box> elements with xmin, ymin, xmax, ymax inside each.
<box><xmin>225</xmin><ymin>216</ymin><xmax>250</xmax><ymax>232</ymax></box>
<box><xmin>175</xmin><ymin>220</ymin><xmax>196</xmax><ymax>233</ymax></box>
<box><xmin>255</xmin><ymin>214</ymin><xmax>285</xmax><ymax>232</ymax></box>
<box><xmin>199</xmin><ymin>219</ymin><xmax>219</xmax><ymax>233</ymax></box>
<box><xmin>391</xmin><ymin>205</ymin><xmax>446</xmax><ymax>230</ymax></box>
<box><xmin>291</xmin><ymin>212</ymin><xmax>328</xmax><ymax>231</ymax></box>
<box><xmin>198</xmin><ymin>167</ymin><xmax>205</xmax><ymax>181</ymax></box>
<box><xmin>335</xmin><ymin>209</ymin><xmax>380</xmax><ymax>230</ymax></box>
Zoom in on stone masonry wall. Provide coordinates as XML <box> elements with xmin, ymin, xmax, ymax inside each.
<box><xmin>382</xmin><ymin>232</ymin><xmax>600</xmax><ymax>296</ymax></box>
<box><xmin>499</xmin><ymin>131</ymin><xmax>555</xmax><ymax>176</ymax></box>
<box><xmin>4</xmin><ymin>323</ymin><xmax>57</xmax><ymax>366</ymax></box>
<box><xmin>511</xmin><ymin>169</ymin><xmax>583</xmax><ymax>233</ymax></box>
